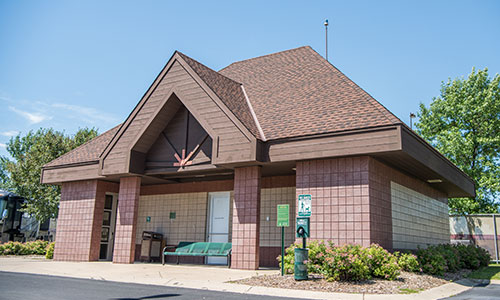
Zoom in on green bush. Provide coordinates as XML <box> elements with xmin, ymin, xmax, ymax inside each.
<box><xmin>365</xmin><ymin>244</ymin><xmax>401</xmax><ymax>280</ymax></box>
<box><xmin>416</xmin><ymin>244</ymin><xmax>490</xmax><ymax>276</ymax></box>
<box><xmin>396</xmin><ymin>252</ymin><xmax>421</xmax><ymax>272</ymax></box>
<box><xmin>278</xmin><ymin>242</ymin><xmax>490</xmax><ymax>280</ymax></box>
<box><xmin>0</xmin><ymin>241</ymin><xmax>50</xmax><ymax>256</ymax></box>
<box><xmin>279</xmin><ymin>242</ymin><xmax>400</xmax><ymax>281</ymax></box>
<box><xmin>277</xmin><ymin>243</ymin><xmax>297</xmax><ymax>274</ymax></box>
<box><xmin>305</xmin><ymin>240</ymin><xmax>328</xmax><ymax>274</ymax></box>
<box><xmin>416</xmin><ymin>246</ymin><xmax>447</xmax><ymax>275</ymax></box>
<box><xmin>45</xmin><ymin>242</ymin><xmax>55</xmax><ymax>259</ymax></box>
<box><xmin>321</xmin><ymin>244</ymin><xmax>371</xmax><ymax>281</ymax></box>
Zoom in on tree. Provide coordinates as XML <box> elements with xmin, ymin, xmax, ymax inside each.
<box><xmin>0</xmin><ymin>128</ymin><xmax>98</xmax><ymax>222</ymax></box>
<box><xmin>416</xmin><ymin>68</ymin><xmax>500</xmax><ymax>214</ymax></box>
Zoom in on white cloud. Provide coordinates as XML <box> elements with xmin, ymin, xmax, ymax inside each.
<box><xmin>0</xmin><ymin>143</ymin><xmax>6</xmax><ymax>148</ymax></box>
<box><xmin>51</xmin><ymin>103</ymin><xmax>118</xmax><ymax>124</ymax></box>
<box><xmin>0</xmin><ymin>95</ymin><xmax>13</xmax><ymax>103</ymax></box>
<box><xmin>8</xmin><ymin>106</ymin><xmax>52</xmax><ymax>124</ymax></box>
<box><xmin>0</xmin><ymin>131</ymin><xmax>19</xmax><ymax>137</ymax></box>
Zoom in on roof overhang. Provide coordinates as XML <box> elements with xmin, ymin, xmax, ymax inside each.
<box><xmin>265</xmin><ymin>124</ymin><xmax>475</xmax><ymax>198</ymax></box>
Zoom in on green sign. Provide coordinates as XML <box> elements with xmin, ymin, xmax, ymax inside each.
<box><xmin>277</xmin><ymin>204</ymin><xmax>290</xmax><ymax>227</ymax></box>
<box><xmin>298</xmin><ymin>194</ymin><xmax>312</xmax><ymax>217</ymax></box>
<box><xmin>169</xmin><ymin>212</ymin><xmax>176</xmax><ymax>219</ymax></box>
<box><xmin>146</xmin><ymin>216</ymin><xmax>151</xmax><ymax>223</ymax></box>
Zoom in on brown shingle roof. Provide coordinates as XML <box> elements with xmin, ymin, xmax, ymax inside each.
<box><xmin>219</xmin><ymin>46</ymin><xmax>402</xmax><ymax>140</ymax></box>
<box><xmin>43</xmin><ymin>124</ymin><xmax>121</xmax><ymax>167</ymax></box>
<box><xmin>45</xmin><ymin>46</ymin><xmax>403</xmax><ymax>168</ymax></box>
<box><xmin>177</xmin><ymin>52</ymin><xmax>261</xmax><ymax>139</ymax></box>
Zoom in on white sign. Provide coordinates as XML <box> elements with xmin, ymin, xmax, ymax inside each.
<box><xmin>298</xmin><ymin>194</ymin><xmax>312</xmax><ymax>217</ymax></box>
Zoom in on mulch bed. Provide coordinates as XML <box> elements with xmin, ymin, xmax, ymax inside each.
<box><xmin>232</xmin><ymin>270</ymin><xmax>472</xmax><ymax>294</ymax></box>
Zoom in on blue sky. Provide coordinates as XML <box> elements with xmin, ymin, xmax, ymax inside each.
<box><xmin>1</xmin><ymin>0</ymin><xmax>499</xmax><ymax>157</ymax></box>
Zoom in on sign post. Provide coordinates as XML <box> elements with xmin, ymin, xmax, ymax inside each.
<box><xmin>277</xmin><ymin>204</ymin><xmax>289</xmax><ymax>276</ymax></box>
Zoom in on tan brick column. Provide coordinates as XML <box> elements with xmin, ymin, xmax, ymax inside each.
<box><xmin>113</xmin><ymin>176</ymin><xmax>141</xmax><ymax>264</ymax></box>
<box><xmin>231</xmin><ymin>166</ymin><xmax>261</xmax><ymax>269</ymax></box>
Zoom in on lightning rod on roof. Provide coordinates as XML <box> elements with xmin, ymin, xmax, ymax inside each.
<box><xmin>324</xmin><ymin>19</ymin><xmax>329</xmax><ymax>61</ymax></box>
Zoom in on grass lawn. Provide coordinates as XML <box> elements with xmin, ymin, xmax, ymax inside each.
<box><xmin>468</xmin><ymin>264</ymin><xmax>500</xmax><ymax>280</ymax></box>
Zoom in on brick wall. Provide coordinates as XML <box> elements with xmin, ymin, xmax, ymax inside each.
<box><xmin>113</xmin><ymin>177</ymin><xmax>141</xmax><ymax>263</ymax></box>
<box><xmin>296</xmin><ymin>157</ymin><xmax>371</xmax><ymax>246</ymax></box>
<box><xmin>54</xmin><ymin>180</ymin><xmax>118</xmax><ymax>261</ymax></box>
<box><xmin>368</xmin><ymin>158</ymin><xmax>393</xmax><ymax>249</ymax></box>
<box><xmin>232</xmin><ymin>166</ymin><xmax>261</xmax><ymax>269</ymax></box>
<box><xmin>296</xmin><ymin>156</ymin><xmax>447</xmax><ymax>250</ymax></box>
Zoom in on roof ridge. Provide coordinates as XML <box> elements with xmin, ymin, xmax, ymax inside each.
<box><xmin>241</xmin><ymin>85</ymin><xmax>266</xmax><ymax>141</ymax></box>
<box><xmin>306</xmin><ymin>47</ymin><xmax>402</xmax><ymax>125</ymax></box>
<box><xmin>219</xmin><ymin>46</ymin><xmax>311</xmax><ymax>72</ymax></box>
<box><xmin>177</xmin><ymin>51</ymin><xmax>244</xmax><ymax>86</ymax></box>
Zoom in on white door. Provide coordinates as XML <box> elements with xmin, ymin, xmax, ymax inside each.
<box><xmin>207</xmin><ymin>192</ymin><xmax>230</xmax><ymax>265</ymax></box>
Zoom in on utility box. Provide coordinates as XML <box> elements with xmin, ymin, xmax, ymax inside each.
<box><xmin>140</xmin><ymin>231</ymin><xmax>163</xmax><ymax>262</ymax></box>
<box><xmin>296</xmin><ymin>217</ymin><xmax>310</xmax><ymax>238</ymax></box>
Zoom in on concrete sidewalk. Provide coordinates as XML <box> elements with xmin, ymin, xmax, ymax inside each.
<box><xmin>0</xmin><ymin>257</ymin><xmax>483</xmax><ymax>299</ymax></box>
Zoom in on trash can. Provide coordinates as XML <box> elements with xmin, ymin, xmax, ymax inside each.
<box><xmin>294</xmin><ymin>248</ymin><xmax>308</xmax><ymax>280</ymax></box>
<box><xmin>140</xmin><ymin>231</ymin><xmax>164</xmax><ymax>262</ymax></box>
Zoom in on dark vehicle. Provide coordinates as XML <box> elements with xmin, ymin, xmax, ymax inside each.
<box><xmin>0</xmin><ymin>189</ymin><xmax>25</xmax><ymax>242</ymax></box>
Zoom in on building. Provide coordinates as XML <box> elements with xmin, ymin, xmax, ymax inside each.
<box><xmin>41</xmin><ymin>46</ymin><xmax>474</xmax><ymax>269</ymax></box>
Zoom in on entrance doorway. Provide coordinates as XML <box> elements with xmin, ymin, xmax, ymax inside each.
<box><xmin>99</xmin><ymin>194</ymin><xmax>117</xmax><ymax>260</ymax></box>
<box><xmin>206</xmin><ymin>192</ymin><xmax>230</xmax><ymax>265</ymax></box>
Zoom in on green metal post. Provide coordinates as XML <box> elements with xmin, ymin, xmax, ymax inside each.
<box><xmin>281</xmin><ymin>226</ymin><xmax>284</xmax><ymax>276</ymax></box>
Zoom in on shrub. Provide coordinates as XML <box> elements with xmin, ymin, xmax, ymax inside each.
<box><xmin>45</xmin><ymin>242</ymin><xmax>55</xmax><ymax>259</ymax></box>
<box><xmin>321</xmin><ymin>244</ymin><xmax>372</xmax><ymax>281</ymax></box>
<box><xmin>454</xmin><ymin>244</ymin><xmax>490</xmax><ymax>270</ymax></box>
<box><xmin>279</xmin><ymin>242</ymin><xmax>401</xmax><ymax>281</ymax></box>
<box><xmin>0</xmin><ymin>241</ymin><xmax>50</xmax><ymax>256</ymax></box>
<box><xmin>416</xmin><ymin>244</ymin><xmax>491</xmax><ymax>275</ymax></box>
<box><xmin>277</xmin><ymin>243</ymin><xmax>298</xmax><ymax>274</ymax></box>
<box><xmin>396</xmin><ymin>252</ymin><xmax>421</xmax><ymax>272</ymax></box>
<box><xmin>306</xmin><ymin>240</ymin><xmax>328</xmax><ymax>274</ymax></box>
<box><xmin>25</xmin><ymin>240</ymin><xmax>49</xmax><ymax>255</ymax></box>
<box><xmin>416</xmin><ymin>247</ymin><xmax>447</xmax><ymax>275</ymax></box>
<box><xmin>278</xmin><ymin>241</ymin><xmax>491</xmax><ymax>280</ymax></box>
<box><xmin>364</xmin><ymin>244</ymin><xmax>401</xmax><ymax>280</ymax></box>
<box><xmin>434</xmin><ymin>244</ymin><xmax>461</xmax><ymax>272</ymax></box>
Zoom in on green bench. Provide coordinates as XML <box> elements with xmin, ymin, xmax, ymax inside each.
<box><xmin>162</xmin><ymin>242</ymin><xmax>232</xmax><ymax>267</ymax></box>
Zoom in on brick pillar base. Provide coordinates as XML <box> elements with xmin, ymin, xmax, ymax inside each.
<box><xmin>113</xmin><ymin>177</ymin><xmax>141</xmax><ymax>264</ymax></box>
<box><xmin>231</xmin><ymin>166</ymin><xmax>261</xmax><ymax>269</ymax></box>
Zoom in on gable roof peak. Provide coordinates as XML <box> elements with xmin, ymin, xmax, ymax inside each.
<box><xmin>174</xmin><ymin>51</ymin><xmax>262</xmax><ymax>139</ymax></box>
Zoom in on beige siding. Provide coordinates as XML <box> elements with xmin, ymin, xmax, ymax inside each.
<box><xmin>391</xmin><ymin>182</ymin><xmax>449</xmax><ymax>249</ymax></box>
<box><xmin>136</xmin><ymin>192</ymin><xmax>208</xmax><ymax>245</ymax></box>
<box><xmin>260</xmin><ymin>187</ymin><xmax>296</xmax><ymax>247</ymax></box>
<box><xmin>136</xmin><ymin>191</ymin><xmax>234</xmax><ymax>246</ymax></box>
